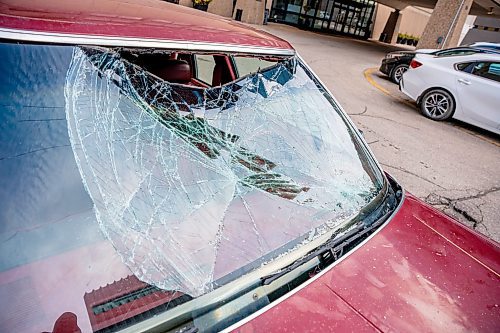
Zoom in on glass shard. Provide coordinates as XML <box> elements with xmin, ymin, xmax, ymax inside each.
<box><xmin>64</xmin><ymin>47</ymin><xmax>379</xmax><ymax>297</ymax></box>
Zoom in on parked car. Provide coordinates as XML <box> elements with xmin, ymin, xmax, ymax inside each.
<box><xmin>1</xmin><ymin>1</ymin><xmax>499</xmax><ymax>333</ymax></box>
<box><xmin>469</xmin><ymin>42</ymin><xmax>500</xmax><ymax>52</ymax></box>
<box><xmin>379</xmin><ymin>45</ymin><xmax>500</xmax><ymax>84</ymax></box>
<box><xmin>400</xmin><ymin>53</ymin><xmax>500</xmax><ymax>134</ymax></box>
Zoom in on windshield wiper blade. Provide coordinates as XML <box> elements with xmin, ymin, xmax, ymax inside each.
<box><xmin>261</xmin><ymin>186</ymin><xmax>398</xmax><ymax>286</ymax></box>
<box><xmin>261</xmin><ymin>226</ymin><xmax>361</xmax><ymax>285</ymax></box>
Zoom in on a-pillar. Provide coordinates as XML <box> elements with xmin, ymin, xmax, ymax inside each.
<box><xmin>418</xmin><ymin>0</ymin><xmax>473</xmax><ymax>49</ymax></box>
<box><xmin>380</xmin><ymin>9</ymin><xmax>402</xmax><ymax>44</ymax></box>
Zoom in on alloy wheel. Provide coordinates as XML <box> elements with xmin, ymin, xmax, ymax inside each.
<box><xmin>420</xmin><ymin>89</ymin><xmax>455</xmax><ymax>120</ymax></box>
<box><xmin>392</xmin><ymin>65</ymin><xmax>408</xmax><ymax>83</ymax></box>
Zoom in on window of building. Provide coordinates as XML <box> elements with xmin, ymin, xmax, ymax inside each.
<box><xmin>269</xmin><ymin>0</ymin><xmax>376</xmax><ymax>39</ymax></box>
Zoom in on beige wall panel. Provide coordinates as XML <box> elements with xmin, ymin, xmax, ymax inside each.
<box><xmin>266</xmin><ymin>0</ymin><xmax>273</xmax><ymax>11</ymax></box>
<box><xmin>208</xmin><ymin>0</ymin><xmax>233</xmax><ymax>17</ymax></box>
<box><xmin>179</xmin><ymin>0</ymin><xmax>193</xmax><ymax>8</ymax></box>
<box><xmin>233</xmin><ymin>0</ymin><xmax>265</xmax><ymax>24</ymax></box>
<box><xmin>372</xmin><ymin>4</ymin><xmax>393</xmax><ymax>40</ymax></box>
<box><xmin>398</xmin><ymin>7</ymin><xmax>430</xmax><ymax>37</ymax></box>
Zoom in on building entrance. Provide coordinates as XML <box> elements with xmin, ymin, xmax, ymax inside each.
<box><xmin>270</xmin><ymin>0</ymin><xmax>376</xmax><ymax>39</ymax></box>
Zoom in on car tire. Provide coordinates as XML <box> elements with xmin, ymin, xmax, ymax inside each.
<box><xmin>419</xmin><ymin>89</ymin><xmax>455</xmax><ymax>121</ymax></box>
<box><xmin>391</xmin><ymin>64</ymin><xmax>408</xmax><ymax>84</ymax></box>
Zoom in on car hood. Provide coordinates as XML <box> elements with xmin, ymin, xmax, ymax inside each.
<box><xmin>232</xmin><ymin>193</ymin><xmax>500</xmax><ymax>332</ymax></box>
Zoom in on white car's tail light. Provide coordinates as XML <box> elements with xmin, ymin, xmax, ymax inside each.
<box><xmin>410</xmin><ymin>60</ymin><xmax>423</xmax><ymax>69</ymax></box>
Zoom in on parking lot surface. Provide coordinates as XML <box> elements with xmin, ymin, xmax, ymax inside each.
<box><xmin>258</xmin><ymin>23</ymin><xmax>500</xmax><ymax>242</ymax></box>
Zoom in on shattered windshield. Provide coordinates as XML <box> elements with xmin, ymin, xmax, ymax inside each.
<box><xmin>67</xmin><ymin>47</ymin><xmax>382</xmax><ymax>297</ymax></box>
<box><xmin>0</xmin><ymin>42</ymin><xmax>383</xmax><ymax>332</ymax></box>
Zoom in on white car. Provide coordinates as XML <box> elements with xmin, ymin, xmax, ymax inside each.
<box><xmin>468</xmin><ymin>42</ymin><xmax>500</xmax><ymax>52</ymax></box>
<box><xmin>400</xmin><ymin>53</ymin><xmax>500</xmax><ymax>134</ymax></box>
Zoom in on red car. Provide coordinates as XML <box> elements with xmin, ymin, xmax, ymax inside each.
<box><xmin>0</xmin><ymin>1</ymin><xmax>498</xmax><ymax>332</ymax></box>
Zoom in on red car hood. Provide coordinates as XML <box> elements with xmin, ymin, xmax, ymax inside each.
<box><xmin>232</xmin><ymin>193</ymin><xmax>500</xmax><ymax>332</ymax></box>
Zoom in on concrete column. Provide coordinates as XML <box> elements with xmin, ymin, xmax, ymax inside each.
<box><xmin>178</xmin><ymin>0</ymin><xmax>193</xmax><ymax>7</ymax></box>
<box><xmin>177</xmin><ymin>0</ymin><xmax>238</xmax><ymax>19</ymax></box>
<box><xmin>418</xmin><ymin>0</ymin><xmax>473</xmax><ymax>49</ymax></box>
<box><xmin>208</xmin><ymin>0</ymin><xmax>233</xmax><ymax>18</ymax></box>
<box><xmin>380</xmin><ymin>9</ymin><xmax>402</xmax><ymax>44</ymax></box>
<box><xmin>233</xmin><ymin>0</ymin><xmax>266</xmax><ymax>24</ymax></box>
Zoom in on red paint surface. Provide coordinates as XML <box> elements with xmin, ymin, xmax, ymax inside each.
<box><xmin>235</xmin><ymin>194</ymin><xmax>500</xmax><ymax>332</ymax></box>
<box><xmin>0</xmin><ymin>0</ymin><xmax>292</xmax><ymax>50</ymax></box>
<box><xmin>233</xmin><ymin>278</ymin><xmax>381</xmax><ymax>333</ymax></box>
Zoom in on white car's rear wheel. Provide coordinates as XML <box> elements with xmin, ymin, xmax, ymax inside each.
<box><xmin>420</xmin><ymin>89</ymin><xmax>455</xmax><ymax>120</ymax></box>
<box><xmin>391</xmin><ymin>64</ymin><xmax>408</xmax><ymax>84</ymax></box>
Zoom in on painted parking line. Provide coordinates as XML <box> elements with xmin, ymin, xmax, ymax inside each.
<box><xmin>363</xmin><ymin>67</ymin><xmax>415</xmax><ymax>108</ymax></box>
<box><xmin>363</xmin><ymin>67</ymin><xmax>390</xmax><ymax>95</ymax></box>
<box><xmin>363</xmin><ymin>67</ymin><xmax>500</xmax><ymax>148</ymax></box>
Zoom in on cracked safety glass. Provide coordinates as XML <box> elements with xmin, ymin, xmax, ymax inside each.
<box><xmin>1</xmin><ymin>42</ymin><xmax>387</xmax><ymax>332</ymax></box>
<box><xmin>65</xmin><ymin>48</ymin><xmax>378</xmax><ymax>296</ymax></box>
<box><xmin>64</xmin><ymin>47</ymin><xmax>382</xmax><ymax>297</ymax></box>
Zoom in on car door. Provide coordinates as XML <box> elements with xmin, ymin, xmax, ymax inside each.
<box><xmin>454</xmin><ymin>61</ymin><xmax>500</xmax><ymax>130</ymax></box>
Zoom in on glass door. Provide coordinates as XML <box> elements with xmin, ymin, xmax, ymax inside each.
<box><xmin>271</xmin><ymin>0</ymin><xmax>375</xmax><ymax>38</ymax></box>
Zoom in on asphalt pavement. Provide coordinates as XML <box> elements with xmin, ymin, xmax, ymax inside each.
<box><xmin>257</xmin><ymin>23</ymin><xmax>500</xmax><ymax>242</ymax></box>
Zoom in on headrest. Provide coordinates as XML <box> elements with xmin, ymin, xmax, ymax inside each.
<box><xmin>149</xmin><ymin>59</ymin><xmax>191</xmax><ymax>84</ymax></box>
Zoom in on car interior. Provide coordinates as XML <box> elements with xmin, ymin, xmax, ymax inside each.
<box><xmin>120</xmin><ymin>50</ymin><xmax>279</xmax><ymax>88</ymax></box>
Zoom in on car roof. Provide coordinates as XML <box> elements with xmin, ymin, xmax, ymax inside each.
<box><xmin>470</xmin><ymin>42</ymin><xmax>500</xmax><ymax>47</ymax></box>
<box><xmin>0</xmin><ymin>0</ymin><xmax>294</xmax><ymax>55</ymax></box>
<box><xmin>469</xmin><ymin>42</ymin><xmax>500</xmax><ymax>51</ymax></box>
<box><xmin>416</xmin><ymin>52</ymin><xmax>500</xmax><ymax>63</ymax></box>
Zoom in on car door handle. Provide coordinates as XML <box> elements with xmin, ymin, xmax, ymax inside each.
<box><xmin>458</xmin><ymin>78</ymin><xmax>471</xmax><ymax>85</ymax></box>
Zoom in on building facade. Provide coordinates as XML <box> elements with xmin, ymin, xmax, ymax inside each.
<box><xmin>269</xmin><ymin>0</ymin><xmax>377</xmax><ymax>39</ymax></box>
<box><xmin>176</xmin><ymin>0</ymin><xmax>429</xmax><ymax>41</ymax></box>
<box><xmin>175</xmin><ymin>0</ymin><xmax>496</xmax><ymax>46</ymax></box>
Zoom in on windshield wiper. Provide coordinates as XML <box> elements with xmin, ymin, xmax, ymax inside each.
<box><xmin>261</xmin><ymin>182</ymin><xmax>400</xmax><ymax>285</ymax></box>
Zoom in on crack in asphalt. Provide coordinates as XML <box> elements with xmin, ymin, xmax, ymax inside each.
<box><xmin>379</xmin><ymin>162</ymin><xmax>497</xmax><ymax>233</ymax></box>
<box><xmin>350</xmin><ymin>111</ymin><xmax>420</xmax><ymax>130</ymax></box>
<box><xmin>451</xmin><ymin>186</ymin><xmax>500</xmax><ymax>202</ymax></box>
<box><xmin>380</xmin><ymin>163</ymin><xmax>446</xmax><ymax>189</ymax></box>
<box><xmin>348</xmin><ymin>104</ymin><xmax>420</xmax><ymax>130</ymax></box>
<box><xmin>349</xmin><ymin>106</ymin><xmax>367</xmax><ymax>116</ymax></box>
<box><xmin>474</xmin><ymin>202</ymin><xmax>491</xmax><ymax>234</ymax></box>
<box><xmin>452</xmin><ymin>203</ymin><xmax>482</xmax><ymax>226</ymax></box>
<box><xmin>424</xmin><ymin>186</ymin><xmax>500</xmax><ymax>230</ymax></box>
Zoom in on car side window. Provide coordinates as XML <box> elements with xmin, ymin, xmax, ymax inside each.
<box><xmin>471</xmin><ymin>62</ymin><xmax>500</xmax><ymax>82</ymax></box>
<box><xmin>436</xmin><ymin>50</ymin><xmax>478</xmax><ymax>57</ymax></box>
<box><xmin>194</xmin><ymin>54</ymin><xmax>216</xmax><ymax>85</ymax></box>
<box><xmin>233</xmin><ymin>56</ymin><xmax>277</xmax><ymax>78</ymax></box>
<box><xmin>456</xmin><ymin>62</ymin><xmax>475</xmax><ymax>73</ymax></box>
